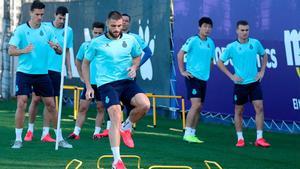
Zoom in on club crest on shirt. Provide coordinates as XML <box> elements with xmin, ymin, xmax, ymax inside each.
<box><xmin>62</xmin><ymin>31</ymin><xmax>64</xmax><ymax>37</ymax></box>
<box><xmin>40</xmin><ymin>30</ymin><xmax>44</xmax><ymax>36</ymax></box>
<box><xmin>238</xmin><ymin>46</ymin><xmax>242</xmax><ymax>51</ymax></box>
<box><xmin>122</xmin><ymin>41</ymin><xmax>127</xmax><ymax>48</ymax></box>
<box><xmin>85</xmin><ymin>44</ymin><xmax>89</xmax><ymax>50</ymax></box>
<box><xmin>249</xmin><ymin>44</ymin><xmax>253</xmax><ymax>49</ymax></box>
<box><xmin>207</xmin><ymin>44</ymin><xmax>210</xmax><ymax>48</ymax></box>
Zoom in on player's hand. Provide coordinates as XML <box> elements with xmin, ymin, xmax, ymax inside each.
<box><xmin>48</xmin><ymin>41</ymin><xmax>57</xmax><ymax>48</ymax></box>
<box><xmin>181</xmin><ymin>71</ymin><xmax>193</xmax><ymax>79</ymax></box>
<box><xmin>85</xmin><ymin>86</ymin><xmax>94</xmax><ymax>100</ymax></box>
<box><xmin>22</xmin><ymin>44</ymin><xmax>33</xmax><ymax>54</ymax></box>
<box><xmin>48</xmin><ymin>41</ymin><xmax>62</xmax><ymax>54</ymax></box>
<box><xmin>230</xmin><ymin>74</ymin><xmax>243</xmax><ymax>83</ymax></box>
<box><xmin>256</xmin><ymin>71</ymin><xmax>265</xmax><ymax>82</ymax></box>
<box><xmin>127</xmin><ymin>66</ymin><xmax>137</xmax><ymax>78</ymax></box>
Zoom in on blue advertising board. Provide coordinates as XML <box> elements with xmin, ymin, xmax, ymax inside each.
<box><xmin>174</xmin><ymin>0</ymin><xmax>300</xmax><ymax>122</ymax></box>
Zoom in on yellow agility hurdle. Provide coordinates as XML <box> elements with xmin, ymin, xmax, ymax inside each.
<box><xmin>204</xmin><ymin>160</ymin><xmax>223</xmax><ymax>169</ymax></box>
<box><xmin>65</xmin><ymin>159</ymin><xmax>83</xmax><ymax>169</ymax></box>
<box><xmin>97</xmin><ymin>155</ymin><xmax>141</xmax><ymax>169</ymax></box>
<box><xmin>146</xmin><ymin>94</ymin><xmax>186</xmax><ymax>130</ymax></box>
<box><xmin>148</xmin><ymin>165</ymin><xmax>192</xmax><ymax>169</ymax></box>
<box><xmin>63</xmin><ymin>85</ymin><xmax>84</xmax><ymax>120</ymax></box>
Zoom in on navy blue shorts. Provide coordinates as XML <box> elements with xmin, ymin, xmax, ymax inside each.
<box><xmin>99</xmin><ymin>79</ymin><xmax>144</xmax><ymax>109</ymax></box>
<box><xmin>234</xmin><ymin>81</ymin><xmax>263</xmax><ymax>105</ymax></box>
<box><xmin>185</xmin><ymin>77</ymin><xmax>207</xmax><ymax>102</ymax></box>
<box><xmin>15</xmin><ymin>72</ymin><xmax>54</xmax><ymax>97</ymax></box>
<box><xmin>48</xmin><ymin>70</ymin><xmax>61</xmax><ymax>96</ymax></box>
<box><xmin>80</xmin><ymin>84</ymin><xmax>102</xmax><ymax>101</ymax></box>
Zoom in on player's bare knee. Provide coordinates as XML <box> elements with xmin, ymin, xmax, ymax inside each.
<box><xmin>17</xmin><ymin>98</ymin><xmax>27</xmax><ymax>110</ymax></box>
<box><xmin>108</xmin><ymin>105</ymin><xmax>122</xmax><ymax>121</ymax></box>
<box><xmin>79</xmin><ymin>106</ymin><xmax>88</xmax><ymax>115</ymax></box>
<box><xmin>32</xmin><ymin>96</ymin><xmax>41</xmax><ymax>104</ymax></box>
<box><xmin>235</xmin><ymin>107</ymin><xmax>244</xmax><ymax>116</ymax></box>
<box><xmin>191</xmin><ymin>101</ymin><xmax>202</xmax><ymax>111</ymax></box>
<box><xmin>44</xmin><ymin>100</ymin><xmax>56</xmax><ymax>113</ymax></box>
<box><xmin>254</xmin><ymin>104</ymin><xmax>263</xmax><ymax>114</ymax></box>
<box><xmin>96</xmin><ymin>102</ymin><xmax>104</xmax><ymax>113</ymax></box>
<box><xmin>142</xmin><ymin>101</ymin><xmax>150</xmax><ymax>112</ymax></box>
<box><xmin>17</xmin><ymin>101</ymin><xmax>27</xmax><ymax>111</ymax></box>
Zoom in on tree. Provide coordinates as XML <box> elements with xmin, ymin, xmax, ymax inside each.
<box><xmin>1</xmin><ymin>0</ymin><xmax>11</xmax><ymax>99</ymax></box>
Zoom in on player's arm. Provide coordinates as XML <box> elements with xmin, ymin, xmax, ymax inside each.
<box><xmin>82</xmin><ymin>59</ymin><xmax>91</xmax><ymax>86</ymax></box>
<box><xmin>8</xmin><ymin>44</ymin><xmax>33</xmax><ymax>56</ymax></box>
<box><xmin>177</xmin><ymin>50</ymin><xmax>193</xmax><ymax>79</ymax></box>
<box><xmin>65</xmin><ymin>28</ymin><xmax>74</xmax><ymax>79</ymax></box>
<box><xmin>210</xmin><ymin>42</ymin><xmax>216</xmax><ymax>70</ymax></box>
<box><xmin>217</xmin><ymin>59</ymin><xmax>243</xmax><ymax>83</ymax></box>
<box><xmin>217</xmin><ymin>59</ymin><xmax>233</xmax><ymax>79</ymax></box>
<box><xmin>128</xmin><ymin>55</ymin><xmax>141</xmax><ymax>78</ymax></box>
<box><xmin>256</xmin><ymin>53</ymin><xmax>268</xmax><ymax>81</ymax></box>
<box><xmin>82</xmin><ymin>59</ymin><xmax>94</xmax><ymax>99</ymax></box>
<box><xmin>217</xmin><ymin>45</ymin><xmax>243</xmax><ymax>83</ymax></box>
<box><xmin>65</xmin><ymin>48</ymin><xmax>72</xmax><ymax>79</ymax></box>
<box><xmin>210</xmin><ymin>58</ymin><xmax>214</xmax><ymax>70</ymax></box>
<box><xmin>82</xmin><ymin>41</ymin><xmax>95</xmax><ymax>100</ymax></box>
<box><xmin>75</xmin><ymin>59</ymin><xmax>83</xmax><ymax>82</ymax></box>
<box><xmin>75</xmin><ymin>43</ymin><xmax>85</xmax><ymax>82</ymax></box>
<box><xmin>140</xmin><ymin>46</ymin><xmax>152</xmax><ymax>66</ymax></box>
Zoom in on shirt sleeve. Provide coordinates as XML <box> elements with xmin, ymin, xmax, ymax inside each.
<box><xmin>134</xmin><ymin>34</ymin><xmax>147</xmax><ymax>49</ymax></box>
<box><xmin>220</xmin><ymin>44</ymin><xmax>232</xmax><ymax>62</ymax></box>
<box><xmin>67</xmin><ymin>27</ymin><xmax>73</xmax><ymax>48</ymax></box>
<box><xmin>181</xmin><ymin>37</ymin><xmax>193</xmax><ymax>53</ymax></box>
<box><xmin>256</xmin><ymin>40</ymin><xmax>265</xmax><ymax>57</ymax></box>
<box><xmin>9</xmin><ymin>27</ymin><xmax>22</xmax><ymax>47</ymax></box>
<box><xmin>131</xmin><ymin>38</ymin><xmax>142</xmax><ymax>58</ymax></box>
<box><xmin>84</xmin><ymin>41</ymin><xmax>95</xmax><ymax>61</ymax></box>
<box><xmin>76</xmin><ymin>43</ymin><xmax>85</xmax><ymax>61</ymax></box>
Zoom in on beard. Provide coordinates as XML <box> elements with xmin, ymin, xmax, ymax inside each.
<box><xmin>108</xmin><ymin>30</ymin><xmax>121</xmax><ymax>39</ymax></box>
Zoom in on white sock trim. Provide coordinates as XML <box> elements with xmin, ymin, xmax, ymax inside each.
<box><xmin>41</xmin><ymin>127</ymin><xmax>50</xmax><ymax>138</ymax></box>
<box><xmin>94</xmin><ymin>127</ymin><xmax>101</xmax><ymax>135</ymax></box>
<box><xmin>15</xmin><ymin>128</ymin><xmax>23</xmax><ymax>142</ymax></box>
<box><xmin>121</xmin><ymin>118</ymin><xmax>132</xmax><ymax>131</ymax></box>
<box><xmin>237</xmin><ymin>131</ymin><xmax>244</xmax><ymax>140</ymax></box>
<box><xmin>256</xmin><ymin>130</ymin><xmax>263</xmax><ymax>140</ymax></box>
<box><xmin>111</xmin><ymin>147</ymin><xmax>121</xmax><ymax>164</ymax></box>
<box><xmin>28</xmin><ymin>123</ymin><xmax>34</xmax><ymax>133</ymax></box>
<box><xmin>74</xmin><ymin>126</ymin><xmax>81</xmax><ymax>135</ymax></box>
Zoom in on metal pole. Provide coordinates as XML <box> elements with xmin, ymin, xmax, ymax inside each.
<box><xmin>55</xmin><ymin>13</ymin><xmax>69</xmax><ymax>150</ymax></box>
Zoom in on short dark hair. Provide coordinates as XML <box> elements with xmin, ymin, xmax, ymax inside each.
<box><xmin>198</xmin><ymin>17</ymin><xmax>213</xmax><ymax>27</ymax></box>
<box><xmin>56</xmin><ymin>6</ymin><xmax>68</xmax><ymax>16</ymax></box>
<box><xmin>236</xmin><ymin>20</ymin><xmax>248</xmax><ymax>28</ymax></box>
<box><xmin>30</xmin><ymin>0</ymin><xmax>45</xmax><ymax>11</ymax></box>
<box><xmin>107</xmin><ymin>11</ymin><xmax>122</xmax><ymax>20</ymax></box>
<box><xmin>92</xmin><ymin>22</ymin><xmax>105</xmax><ymax>29</ymax></box>
<box><xmin>122</xmin><ymin>13</ymin><xmax>131</xmax><ymax>22</ymax></box>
